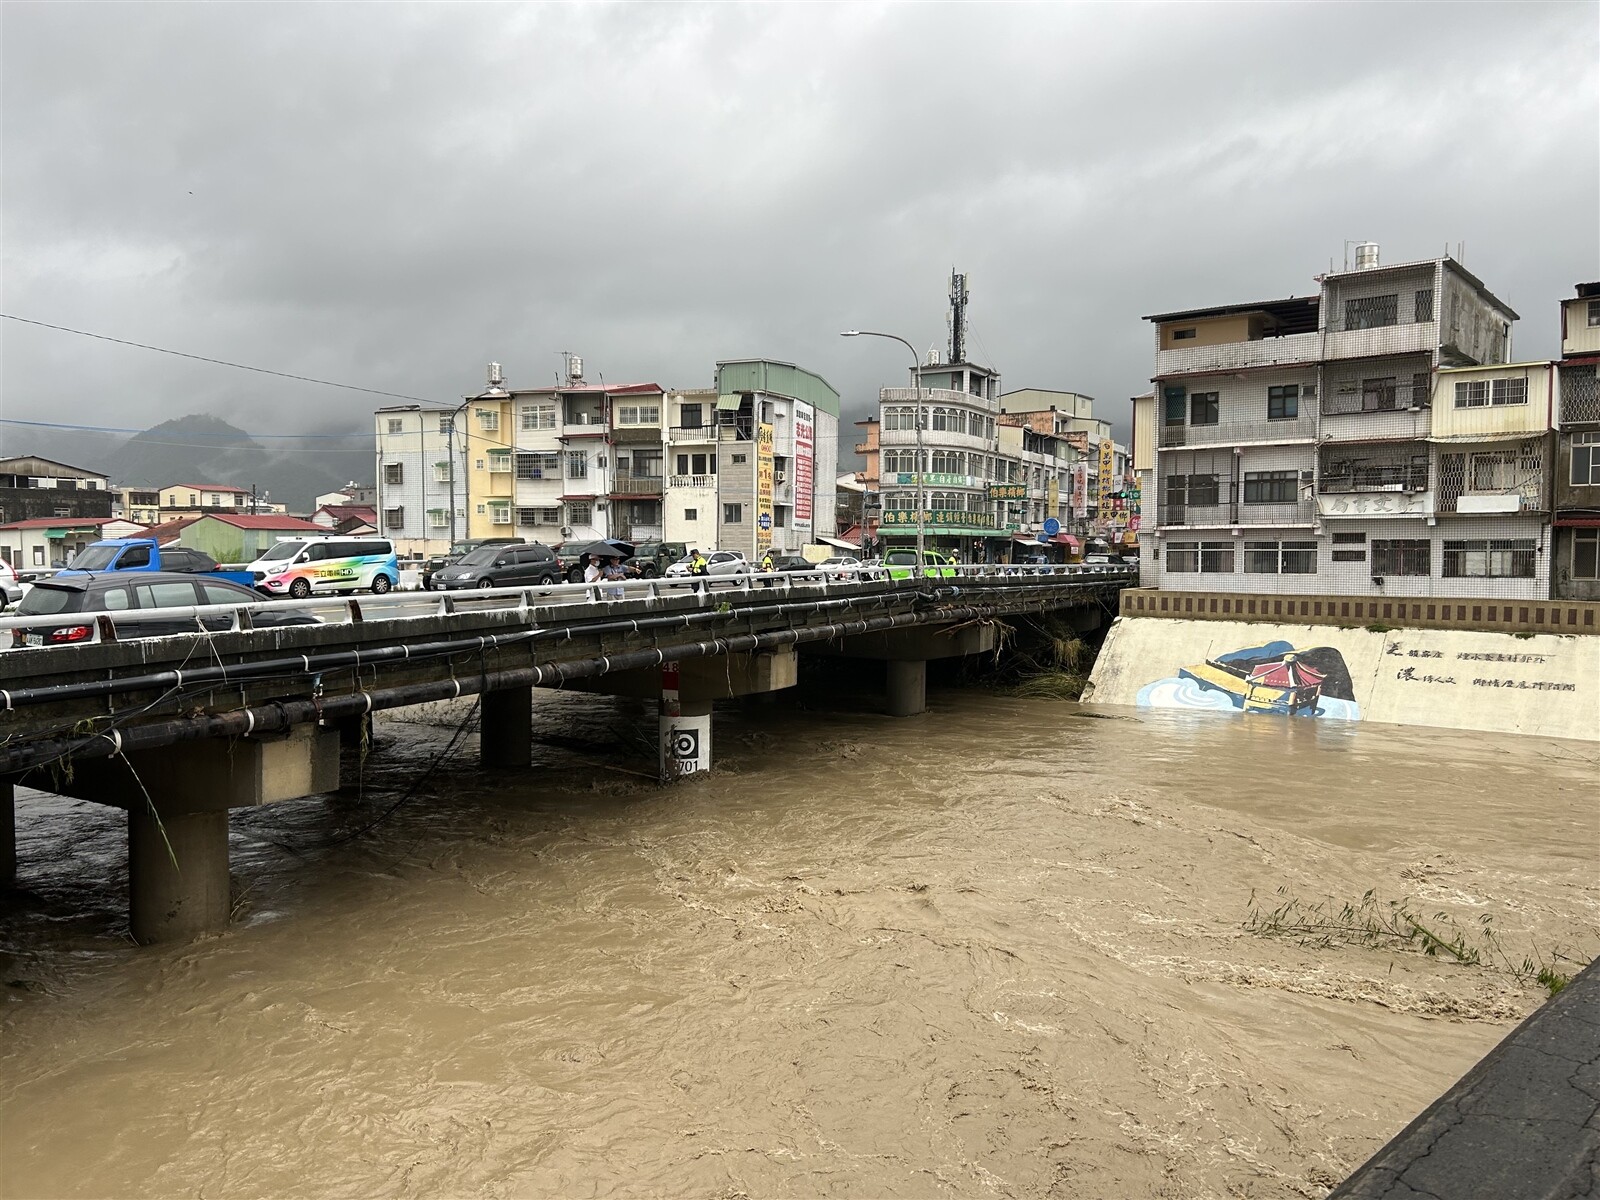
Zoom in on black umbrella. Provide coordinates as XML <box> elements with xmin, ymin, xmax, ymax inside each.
<box><xmin>572</xmin><ymin>539</ymin><xmax>632</xmax><ymax>560</ymax></box>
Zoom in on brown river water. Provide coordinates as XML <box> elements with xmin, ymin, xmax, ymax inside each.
<box><xmin>2</xmin><ymin>677</ymin><xmax>1596</xmax><ymax>1199</ymax></box>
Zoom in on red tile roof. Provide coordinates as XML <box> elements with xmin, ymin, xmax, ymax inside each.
<box><xmin>205</xmin><ymin>513</ymin><xmax>325</xmax><ymax>531</ymax></box>
<box><xmin>167</xmin><ymin>483</ymin><xmax>251</xmax><ymax>493</ymax></box>
<box><xmin>0</xmin><ymin>516</ymin><xmax>117</xmax><ymax>530</ymax></box>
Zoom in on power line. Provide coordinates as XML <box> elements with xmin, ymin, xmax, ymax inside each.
<box><xmin>0</xmin><ymin>417</ymin><xmax>365</xmax><ymax>440</ymax></box>
<box><xmin>1</xmin><ymin>313</ymin><xmax>441</xmax><ymax>404</ymax></box>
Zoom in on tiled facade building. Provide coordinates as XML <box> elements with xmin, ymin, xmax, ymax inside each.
<box><xmin>1140</xmin><ymin>246</ymin><xmax>1570</xmax><ymax>601</ymax></box>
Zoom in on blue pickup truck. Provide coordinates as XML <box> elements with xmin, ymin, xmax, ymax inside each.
<box><xmin>57</xmin><ymin>538</ymin><xmax>257</xmax><ymax>589</ymax></box>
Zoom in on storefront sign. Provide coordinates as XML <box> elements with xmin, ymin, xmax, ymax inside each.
<box><xmin>756</xmin><ymin>422</ymin><xmax>775</xmax><ymax>552</ymax></box>
<box><xmin>794</xmin><ymin>401</ymin><xmax>814</xmax><ymax>524</ymax></box>
<box><xmin>987</xmin><ymin>483</ymin><xmax>1026</xmax><ymax>500</ymax></box>
<box><xmin>880</xmin><ymin>509</ymin><xmax>997</xmax><ymax>529</ymax></box>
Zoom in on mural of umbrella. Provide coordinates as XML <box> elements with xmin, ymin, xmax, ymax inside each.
<box><xmin>1242</xmin><ymin>652</ymin><xmax>1325</xmax><ymax>715</ymax></box>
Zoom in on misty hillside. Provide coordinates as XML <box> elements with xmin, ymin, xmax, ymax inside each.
<box><xmin>3</xmin><ymin>415</ymin><xmax>371</xmax><ymax>513</ymax></box>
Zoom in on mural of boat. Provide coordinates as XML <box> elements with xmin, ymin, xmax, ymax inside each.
<box><xmin>1180</xmin><ymin>649</ymin><xmax>1329</xmax><ymax>715</ymax></box>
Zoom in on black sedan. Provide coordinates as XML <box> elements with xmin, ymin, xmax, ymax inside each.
<box><xmin>11</xmin><ymin>572</ymin><xmax>320</xmax><ymax>647</ymax></box>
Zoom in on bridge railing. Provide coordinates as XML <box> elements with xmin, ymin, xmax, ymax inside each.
<box><xmin>0</xmin><ymin>563</ymin><xmax>1136</xmax><ymax>652</ymax></box>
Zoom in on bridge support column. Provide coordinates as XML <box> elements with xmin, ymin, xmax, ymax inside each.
<box><xmin>481</xmin><ymin>687</ymin><xmax>533</xmax><ymax>768</ymax></box>
<box><xmin>128</xmin><ymin>806</ymin><xmax>230</xmax><ymax>944</ymax></box>
<box><xmin>660</xmin><ymin>697</ymin><xmax>713</xmax><ymax>781</ymax></box>
<box><xmin>886</xmin><ymin>659</ymin><xmax>927</xmax><ymax>717</ymax></box>
<box><xmin>1</xmin><ymin>779</ymin><xmax>14</xmax><ymax>886</ymax></box>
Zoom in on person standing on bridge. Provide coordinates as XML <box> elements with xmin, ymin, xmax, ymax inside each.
<box><xmin>601</xmin><ymin>555</ymin><xmax>628</xmax><ymax>600</ymax></box>
<box><xmin>690</xmin><ymin>548</ymin><xmax>709</xmax><ymax>593</ymax></box>
<box><xmin>584</xmin><ymin>556</ymin><xmax>604</xmax><ymax>587</ymax></box>
<box><xmin>759</xmin><ymin>546</ymin><xmax>775</xmax><ymax>587</ymax></box>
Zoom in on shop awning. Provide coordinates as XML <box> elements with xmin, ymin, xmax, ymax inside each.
<box><xmin>1553</xmin><ymin>516</ymin><xmax>1600</xmax><ymax>527</ymax></box>
<box><xmin>816</xmin><ymin>534</ymin><xmax>861</xmax><ymax>550</ymax></box>
<box><xmin>1051</xmin><ymin>533</ymin><xmax>1081</xmax><ymax>550</ymax></box>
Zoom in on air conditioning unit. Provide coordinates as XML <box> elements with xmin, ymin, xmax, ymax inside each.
<box><xmin>1299</xmin><ymin>470</ymin><xmax>1314</xmax><ymax>483</ymax></box>
<box><xmin>775</xmin><ymin>472</ymin><xmax>788</xmax><ymax>484</ymax></box>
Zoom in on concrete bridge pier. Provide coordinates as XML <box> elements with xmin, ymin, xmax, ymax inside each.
<box><xmin>480</xmin><ymin>686</ymin><xmax>533</xmax><ymax>769</ymax></box>
<box><xmin>886</xmin><ymin>660</ymin><xmax>928</xmax><ymax>717</ymax></box>
<box><xmin>128</xmin><ymin>806</ymin><xmax>230</xmax><ymax>944</ymax></box>
<box><xmin>25</xmin><ymin>723</ymin><xmax>339</xmax><ymax>944</ymax></box>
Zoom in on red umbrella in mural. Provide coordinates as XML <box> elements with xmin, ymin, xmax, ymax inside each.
<box><xmin>1242</xmin><ymin>652</ymin><xmax>1326</xmax><ymax>715</ymax></box>
<box><xmin>1245</xmin><ymin>653</ymin><xmax>1326</xmax><ymax>689</ymax></box>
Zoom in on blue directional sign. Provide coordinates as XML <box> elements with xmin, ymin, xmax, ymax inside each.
<box><xmin>1043</xmin><ymin>517</ymin><xmax>1061</xmax><ymax>536</ymax></box>
<box><xmin>1037</xmin><ymin>532</ymin><xmax>1050</xmax><ymax>543</ymax></box>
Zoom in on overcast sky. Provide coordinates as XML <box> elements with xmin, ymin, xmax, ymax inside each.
<box><xmin>3</xmin><ymin>2</ymin><xmax>1596</xmax><ymax>469</ymax></box>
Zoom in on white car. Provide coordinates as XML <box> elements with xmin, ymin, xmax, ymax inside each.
<box><xmin>0</xmin><ymin>559</ymin><xmax>21</xmax><ymax>608</ymax></box>
<box><xmin>818</xmin><ymin>555</ymin><xmax>867</xmax><ymax>581</ymax></box>
<box><xmin>664</xmin><ymin>550</ymin><xmax>752</xmax><ymax>582</ymax></box>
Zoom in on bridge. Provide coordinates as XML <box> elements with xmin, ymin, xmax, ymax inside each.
<box><xmin>0</xmin><ymin>565</ymin><xmax>1133</xmax><ymax>943</ymax></box>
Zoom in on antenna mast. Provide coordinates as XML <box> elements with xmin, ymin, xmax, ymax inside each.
<box><xmin>948</xmin><ymin>269</ymin><xmax>968</xmax><ymax>364</ymax></box>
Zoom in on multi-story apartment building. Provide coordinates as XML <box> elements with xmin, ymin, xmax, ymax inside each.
<box><xmin>710</xmin><ymin>359</ymin><xmax>840</xmax><ymax>558</ymax></box>
<box><xmin>664</xmin><ymin>387</ymin><xmax>720</xmax><ymax>551</ymax></box>
<box><xmin>115</xmin><ymin>486</ymin><xmax>162</xmax><ymax>526</ymax></box>
<box><xmin>463</xmin><ymin>376</ymin><xmax>515</xmax><ymax>541</ymax></box>
<box><xmin>374</xmin><ymin>401</ymin><xmax>471</xmax><ymax>556</ymax></box>
<box><xmin>1554</xmin><ymin>281</ymin><xmax>1600</xmax><ymax>600</ymax></box>
<box><xmin>1145</xmin><ymin>245</ymin><xmax>1526</xmax><ymax>596</ymax></box>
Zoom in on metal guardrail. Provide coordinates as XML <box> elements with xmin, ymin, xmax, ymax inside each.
<box><xmin>0</xmin><ymin>564</ymin><xmax>1138</xmax><ymax>651</ymax></box>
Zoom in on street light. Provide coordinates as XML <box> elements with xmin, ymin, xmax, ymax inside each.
<box><xmin>841</xmin><ymin>329</ymin><xmax>925</xmax><ymax>563</ymax></box>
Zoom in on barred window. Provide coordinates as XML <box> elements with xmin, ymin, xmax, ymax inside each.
<box><xmin>1415</xmin><ymin>289</ymin><xmax>1434</xmax><ymax>322</ymax></box>
<box><xmin>1362</xmin><ymin>377</ymin><xmax>1399</xmax><ymax>411</ymax></box>
<box><xmin>1163</xmin><ymin>388</ymin><xmax>1186</xmax><ymax>426</ymax></box>
<box><xmin>1443</xmin><ymin>539</ymin><xmax>1536</xmax><ymax>578</ymax></box>
<box><xmin>383</xmin><ymin>462</ymin><xmax>403</xmax><ymax>485</ymax></box>
<box><xmin>516</xmin><ymin>452</ymin><xmax>560</xmax><ymax>480</ymax></box>
<box><xmin>1372</xmin><ymin>539</ymin><xmax>1430</xmax><ymax>576</ymax></box>
<box><xmin>566</xmin><ymin>501</ymin><xmax>592</xmax><ymax>525</ymax></box>
<box><xmin>1245</xmin><ymin>540</ymin><xmax>1318</xmax><ymax>574</ymax></box>
<box><xmin>566</xmin><ymin>451</ymin><xmax>588</xmax><ymax>480</ymax></box>
<box><xmin>1491</xmin><ymin>378</ymin><xmax>1527</xmax><ymax>406</ymax></box>
<box><xmin>1345</xmin><ymin>294</ymin><xmax>1399</xmax><ymax>330</ymax></box>
<box><xmin>1199</xmin><ymin>541</ymin><xmax>1235</xmax><ymax>573</ymax></box>
<box><xmin>1165</xmin><ymin>541</ymin><xmax>1199</xmax><ymax>573</ymax></box>
<box><xmin>384</xmin><ymin>507</ymin><xmax>404</xmax><ymax>530</ymax></box>
<box><xmin>1455</xmin><ymin>380</ymin><xmax>1490</xmax><ymax>408</ymax></box>
<box><xmin>519</xmin><ymin>405</ymin><xmax>557</xmax><ymax>430</ymax></box>
<box><xmin>1165</xmin><ymin>473</ymin><xmax>1221</xmax><ymax>507</ymax></box>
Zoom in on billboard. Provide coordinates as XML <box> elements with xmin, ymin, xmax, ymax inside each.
<box><xmin>1071</xmin><ymin>462</ymin><xmax>1089</xmax><ymax>518</ymax></box>
<box><xmin>1097</xmin><ymin>438</ymin><xmax>1115</xmax><ymax>517</ymax></box>
<box><xmin>794</xmin><ymin>401</ymin><xmax>814</xmax><ymax>524</ymax></box>
<box><xmin>756</xmin><ymin>422</ymin><xmax>775</xmax><ymax>552</ymax></box>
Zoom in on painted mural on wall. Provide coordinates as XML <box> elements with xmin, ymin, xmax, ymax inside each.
<box><xmin>1137</xmin><ymin>640</ymin><xmax>1362</xmax><ymax>721</ymax></box>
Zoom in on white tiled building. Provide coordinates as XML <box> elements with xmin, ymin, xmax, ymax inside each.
<box><xmin>374</xmin><ymin>403</ymin><xmax>470</xmax><ymax>557</ymax></box>
<box><xmin>1143</xmin><ymin>246</ymin><xmax>1552</xmax><ymax>599</ymax></box>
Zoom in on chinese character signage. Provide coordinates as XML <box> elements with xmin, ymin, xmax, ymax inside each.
<box><xmin>794</xmin><ymin>401</ymin><xmax>814</xmax><ymax>525</ymax></box>
<box><xmin>879</xmin><ymin>509</ymin><xmax>996</xmax><ymax>529</ymax></box>
<box><xmin>1097</xmin><ymin>438</ymin><xmax>1115</xmax><ymax>516</ymax></box>
<box><xmin>1071</xmin><ymin>463</ymin><xmax>1088</xmax><ymax>518</ymax></box>
<box><xmin>986</xmin><ymin>483</ymin><xmax>1026</xmax><ymax>500</ymax></box>
<box><xmin>897</xmin><ymin>472</ymin><xmax>974</xmax><ymax>487</ymax></box>
<box><xmin>756</xmin><ymin>422</ymin><xmax>775</xmax><ymax>552</ymax></box>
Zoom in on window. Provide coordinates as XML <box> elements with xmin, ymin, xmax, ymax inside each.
<box><xmin>520</xmin><ymin>404</ymin><xmax>557</xmax><ymax>431</ymax></box>
<box><xmin>488</xmin><ymin>504</ymin><xmax>512</xmax><ymax>526</ymax></box>
<box><xmin>475</xmin><ymin>460</ymin><xmax>485</xmax><ymax>471</ymax></box>
<box><xmin>384</xmin><ymin>507</ymin><xmax>404</xmax><ymax>529</ymax></box>
<box><xmin>1470</xmin><ymin>450</ymin><xmax>1516</xmax><ymax>491</ymax></box>
<box><xmin>1166</xmin><ymin>473</ymin><xmax>1221</xmax><ymax>507</ymax></box>
<box><xmin>384</xmin><ymin>463</ymin><xmax>403</xmax><ymax>485</ymax></box>
<box><xmin>1372</xmin><ymin>539</ymin><xmax>1430</xmax><ymax>576</ymax></box>
<box><xmin>1454</xmin><ymin>380</ymin><xmax>1488</xmax><ymax>408</ymax></box>
<box><xmin>428</xmin><ymin>509</ymin><xmax>448</xmax><ymax>528</ymax></box>
<box><xmin>1573</xmin><ymin>432</ymin><xmax>1600</xmax><ymax>486</ymax></box>
<box><xmin>1199</xmin><ymin>541</ymin><xmax>1235</xmax><ymax>573</ymax></box>
<box><xmin>476</xmin><ymin>409</ymin><xmax>500</xmax><ymax>432</ymax></box>
<box><xmin>1165</xmin><ymin>541</ymin><xmax>1199</xmax><ymax>573</ymax></box>
<box><xmin>439</xmin><ymin>416</ymin><xmax>452</xmax><ymax>434</ymax></box>
<box><xmin>684</xmin><ymin>508</ymin><xmax>698</xmax><ymax>521</ymax></box>
<box><xmin>1267</xmin><ymin>385</ymin><xmax>1300</xmax><ymax>420</ymax></box>
<box><xmin>135</xmin><ymin>580</ymin><xmax>202</xmax><ymax>609</ymax></box>
<box><xmin>616</xmin><ymin>404</ymin><xmax>661</xmax><ymax>425</ymax></box>
<box><xmin>566</xmin><ymin>501</ymin><xmax>592</xmax><ymax>525</ymax></box>
<box><xmin>1243</xmin><ymin>470</ymin><xmax>1298</xmax><ymax>504</ymax></box>
<box><xmin>1491</xmin><ymin>378</ymin><xmax>1527</xmax><ymax>406</ymax></box>
<box><xmin>1589</xmin><ymin>300</ymin><xmax>1600</xmax><ymax>328</ymax></box>
<box><xmin>1190</xmin><ymin>393</ymin><xmax>1219</xmax><ymax>425</ymax></box>
<box><xmin>1572</xmin><ymin>529</ymin><xmax>1599</xmax><ymax>580</ymax></box>
<box><xmin>724</xmin><ymin>503</ymin><xmax>744</xmax><ymax>523</ymax></box>
<box><xmin>433</xmin><ymin>461</ymin><xmax>452</xmax><ymax>482</ymax></box>
<box><xmin>387</xmin><ymin>418</ymin><xmax>403</xmax><ymax>435</ymax></box>
<box><xmin>731</xmin><ymin>454</ymin><xmax>747</xmax><ymax>465</ymax></box>
<box><xmin>1331</xmin><ymin>531</ymin><xmax>1366</xmax><ymax>562</ymax></box>
<box><xmin>1245</xmin><ymin>540</ymin><xmax>1318</xmax><ymax>574</ymax></box>
<box><xmin>103</xmin><ymin>587</ymin><xmax>132</xmax><ymax>610</ymax></box>
<box><xmin>566</xmin><ymin>451</ymin><xmax>588</xmax><ymax>480</ymax></box>
<box><xmin>680</xmin><ymin>404</ymin><xmax>703</xmax><ymax>428</ymax></box>
<box><xmin>1345</xmin><ymin>294</ymin><xmax>1399</xmax><ymax>330</ymax></box>
<box><xmin>1443</xmin><ymin>539</ymin><xmax>1536</xmax><ymax>578</ymax></box>
<box><xmin>54</xmin><ymin>506</ymin><xmax>71</xmax><ymax>517</ymax></box>
<box><xmin>516</xmin><ymin>452</ymin><xmax>559</xmax><ymax>480</ymax></box>
<box><xmin>188</xmin><ymin>493</ymin><xmax>198</xmax><ymax>506</ymax></box>
<box><xmin>32</xmin><ymin>546</ymin><xmax>45</xmax><ymax>566</ymax></box>
<box><xmin>1172</xmin><ymin>328</ymin><xmax>1197</xmax><ymax>340</ymax></box>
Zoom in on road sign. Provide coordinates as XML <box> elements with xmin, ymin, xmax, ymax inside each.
<box><xmin>1037</xmin><ymin>532</ymin><xmax>1049</xmax><ymax>543</ymax></box>
<box><xmin>757</xmin><ymin>512</ymin><xmax>772</xmax><ymax>531</ymax></box>
<box><xmin>1043</xmin><ymin>517</ymin><xmax>1060</xmax><ymax>536</ymax></box>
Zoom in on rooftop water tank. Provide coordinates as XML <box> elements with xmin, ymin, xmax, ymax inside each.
<box><xmin>1355</xmin><ymin>242</ymin><xmax>1380</xmax><ymax>270</ymax></box>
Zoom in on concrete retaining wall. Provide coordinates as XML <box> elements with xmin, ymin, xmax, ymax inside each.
<box><xmin>1085</xmin><ymin>616</ymin><xmax>1600</xmax><ymax>741</ymax></box>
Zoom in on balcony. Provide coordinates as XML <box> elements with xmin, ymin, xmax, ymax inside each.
<box><xmin>1159</xmin><ymin>411</ymin><xmax>1316</xmax><ymax>449</ymax></box>
<box><xmin>611</xmin><ymin>426</ymin><xmax>663</xmax><ymax>445</ymax></box>
<box><xmin>1157</xmin><ymin>500</ymin><xmax>1315</xmax><ymax>528</ymax></box>
<box><xmin>561</xmin><ymin>412</ymin><xmax>606</xmax><ymax>438</ymax></box>
<box><xmin>1324</xmin><ymin>319</ymin><xmax>1436</xmax><ymax>363</ymax></box>
<box><xmin>669</xmin><ymin>424</ymin><xmax>716</xmax><ymax>443</ymax></box>
<box><xmin>880</xmin><ymin>386</ymin><xmax>994</xmax><ymax>408</ymax></box>
<box><xmin>1319</xmin><ymin>460</ymin><xmax>1430</xmax><ymax>495</ymax></box>
<box><xmin>1154</xmin><ymin>330</ymin><xmax>1319</xmax><ymax>377</ymax></box>
<box><xmin>1321</xmin><ymin>379</ymin><xmax>1430</xmax><ymax>416</ymax></box>
<box><xmin>610</xmin><ymin>473</ymin><xmax>663</xmax><ymax>497</ymax></box>
<box><xmin>669</xmin><ymin>474</ymin><xmax>716</xmax><ymax>489</ymax></box>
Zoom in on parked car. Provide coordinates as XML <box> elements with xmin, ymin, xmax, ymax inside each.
<box><xmin>629</xmin><ymin>540</ymin><xmax>688</xmax><ymax>578</ymax></box>
<box><xmin>10</xmin><ymin>572</ymin><xmax>320</xmax><ymax>648</ymax></box>
<box><xmin>883</xmin><ymin>548</ymin><xmax>957</xmax><ymax>581</ymax></box>
<box><xmin>59</xmin><ymin>538</ymin><xmax>257</xmax><ymax>588</ymax></box>
<box><xmin>663</xmin><ymin>550</ymin><xmax>752</xmax><ymax>584</ymax></box>
<box><xmin>428</xmin><ymin>542</ymin><xmax>561</xmax><ymax>590</ymax></box>
<box><xmin>769</xmin><ymin>554</ymin><xmax>822</xmax><ymax>573</ymax></box>
<box><xmin>0</xmin><ymin>559</ymin><xmax>21</xmax><ymax>608</ymax></box>
<box><xmin>557</xmin><ymin>538</ymin><xmax>636</xmax><ymax>584</ymax></box>
<box><xmin>819</xmin><ymin>555</ymin><xmax>876</xmax><ymax>581</ymax></box>
<box><xmin>422</xmin><ymin>537</ymin><xmax>523</xmax><ymax>589</ymax></box>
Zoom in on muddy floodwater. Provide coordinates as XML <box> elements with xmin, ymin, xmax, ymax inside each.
<box><xmin>2</xmin><ymin>680</ymin><xmax>1596</xmax><ymax>1199</ymax></box>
